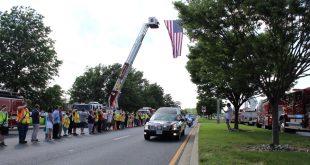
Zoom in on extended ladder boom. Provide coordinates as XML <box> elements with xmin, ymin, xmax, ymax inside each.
<box><xmin>108</xmin><ymin>17</ymin><xmax>159</xmax><ymax>109</ymax></box>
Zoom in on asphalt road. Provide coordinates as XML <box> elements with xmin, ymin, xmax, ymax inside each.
<box><xmin>0</xmin><ymin>125</ymin><xmax>193</xmax><ymax>165</ymax></box>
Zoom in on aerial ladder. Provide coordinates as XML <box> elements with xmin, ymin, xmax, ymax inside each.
<box><xmin>108</xmin><ymin>17</ymin><xmax>159</xmax><ymax>109</ymax></box>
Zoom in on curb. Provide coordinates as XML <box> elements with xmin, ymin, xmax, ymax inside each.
<box><xmin>177</xmin><ymin>123</ymin><xmax>199</xmax><ymax>165</ymax></box>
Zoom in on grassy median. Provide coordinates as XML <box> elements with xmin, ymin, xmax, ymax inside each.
<box><xmin>198</xmin><ymin>118</ymin><xmax>310</xmax><ymax>165</ymax></box>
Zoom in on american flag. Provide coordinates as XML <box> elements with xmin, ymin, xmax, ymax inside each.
<box><xmin>164</xmin><ymin>20</ymin><xmax>183</xmax><ymax>58</ymax></box>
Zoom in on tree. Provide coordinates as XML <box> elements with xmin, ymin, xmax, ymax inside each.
<box><xmin>70</xmin><ymin>63</ymin><xmax>172</xmax><ymax>112</ymax></box>
<box><xmin>245</xmin><ymin>0</ymin><xmax>310</xmax><ymax>145</ymax></box>
<box><xmin>196</xmin><ymin>95</ymin><xmax>218</xmax><ymax>119</ymax></box>
<box><xmin>163</xmin><ymin>94</ymin><xmax>178</xmax><ymax>107</ymax></box>
<box><xmin>38</xmin><ymin>85</ymin><xmax>64</xmax><ymax>111</ymax></box>
<box><xmin>142</xmin><ymin>83</ymin><xmax>165</xmax><ymax>109</ymax></box>
<box><xmin>0</xmin><ymin>6</ymin><xmax>62</xmax><ymax>97</ymax></box>
<box><xmin>175</xmin><ymin>0</ymin><xmax>258</xmax><ymax>129</ymax></box>
<box><xmin>175</xmin><ymin>0</ymin><xmax>310</xmax><ymax>145</ymax></box>
<box><xmin>69</xmin><ymin>64</ymin><xmax>116</xmax><ymax>104</ymax></box>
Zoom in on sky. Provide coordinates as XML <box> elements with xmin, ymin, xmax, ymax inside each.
<box><xmin>1</xmin><ymin>0</ymin><xmax>309</xmax><ymax>109</ymax></box>
<box><xmin>0</xmin><ymin>0</ymin><xmax>198</xmax><ymax>108</ymax></box>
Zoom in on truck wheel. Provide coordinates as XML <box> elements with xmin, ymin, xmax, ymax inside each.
<box><xmin>256</xmin><ymin>123</ymin><xmax>262</xmax><ymax>128</ymax></box>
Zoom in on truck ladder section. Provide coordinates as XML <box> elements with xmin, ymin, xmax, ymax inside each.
<box><xmin>108</xmin><ymin>17</ymin><xmax>159</xmax><ymax>109</ymax></box>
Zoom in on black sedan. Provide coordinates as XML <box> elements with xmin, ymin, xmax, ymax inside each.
<box><xmin>144</xmin><ymin>107</ymin><xmax>186</xmax><ymax>141</ymax></box>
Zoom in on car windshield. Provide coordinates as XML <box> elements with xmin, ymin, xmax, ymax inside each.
<box><xmin>150</xmin><ymin>113</ymin><xmax>176</xmax><ymax>121</ymax></box>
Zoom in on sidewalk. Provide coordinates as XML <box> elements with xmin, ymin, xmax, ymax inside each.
<box><xmin>178</xmin><ymin>123</ymin><xmax>199</xmax><ymax>165</ymax></box>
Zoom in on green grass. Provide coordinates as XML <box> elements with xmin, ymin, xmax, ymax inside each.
<box><xmin>198</xmin><ymin>118</ymin><xmax>310</xmax><ymax>165</ymax></box>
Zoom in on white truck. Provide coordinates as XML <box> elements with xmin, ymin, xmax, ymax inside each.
<box><xmin>239</xmin><ymin>97</ymin><xmax>258</xmax><ymax>125</ymax></box>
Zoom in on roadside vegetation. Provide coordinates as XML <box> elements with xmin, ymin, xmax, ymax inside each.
<box><xmin>198</xmin><ymin>118</ymin><xmax>310</xmax><ymax>165</ymax></box>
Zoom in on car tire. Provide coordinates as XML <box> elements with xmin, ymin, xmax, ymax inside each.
<box><xmin>144</xmin><ymin>134</ymin><xmax>150</xmax><ymax>140</ymax></box>
<box><xmin>175</xmin><ymin>133</ymin><xmax>181</xmax><ymax>141</ymax></box>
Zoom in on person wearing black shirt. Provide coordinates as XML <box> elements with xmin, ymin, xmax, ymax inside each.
<box><xmin>31</xmin><ymin>104</ymin><xmax>40</xmax><ymax>142</ymax></box>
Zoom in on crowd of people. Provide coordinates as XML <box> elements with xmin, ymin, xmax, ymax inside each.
<box><xmin>0</xmin><ymin>102</ymin><xmax>151</xmax><ymax>146</ymax></box>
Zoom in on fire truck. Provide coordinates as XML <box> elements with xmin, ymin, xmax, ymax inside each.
<box><xmin>256</xmin><ymin>99</ymin><xmax>287</xmax><ymax>129</ymax></box>
<box><xmin>280</xmin><ymin>88</ymin><xmax>310</xmax><ymax>132</ymax></box>
<box><xmin>0</xmin><ymin>90</ymin><xmax>24</xmax><ymax>129</ymax></box>
<box><xmin>108</xmin><ymin>17</ymin><xmax>159</xmax><ymax>109</ymax></box>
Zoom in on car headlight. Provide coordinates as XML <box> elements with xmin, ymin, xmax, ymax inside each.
<box><xmin>144</xmin><ymin>123</ymin><xmax>149</xmax><ymax>130</ymax></box>
<box><xmin>172</xmin><ymin>123</ymin><xmax>178</xmax><ymax>130</ymax></box>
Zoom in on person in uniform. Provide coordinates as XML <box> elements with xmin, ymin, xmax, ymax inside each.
<box><xmin>16</xmin><ymin>102</ymin><xmax>31</xmax><ymax>144</ymax></box>
<box><xmin>0</xmin><ymin>104</ymin><xmax>8</xmax><ymax>146</ymax></box>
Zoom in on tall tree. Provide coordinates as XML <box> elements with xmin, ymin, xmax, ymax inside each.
<box><xmin>142</xmin><ymin>83</ymin><xmax>165</xmax><ymax>109</ymax></box>
<box><xmin>175</xmin><ymin>0</ymin><xmax>310</xmax><ymax>145</ymax></box>
<box><xmin>70</xmin><ymin>64</ymin><xmax>120</xmax><ymax>104</ymax></box>
<box><xmin>163</xmin><ymin>94</ymin><xmax>177</xmax><ymax>107</ymax></box>
<box><xmin>38</xmin><ymin>85</ymin><xmax>64</xmax><ymax>111</ymax></box>
<box><xmin>0</xmin><ymin>6</ymin><xmax>62</xmax><ymax>96</ymax></box>
<box><xmin>245</xmin><ymin>0</ymin><xmax>310</xmax><ymax>145</ymax></box>
<box><xmin>175</xmin><ymin>0</ymin><xmax>258</xmax><ymax>129</ymax></box>
<box><xmin>70</xmin><ymin>63</ymin><xmax>171</xmax><ymax>112</ymax></box>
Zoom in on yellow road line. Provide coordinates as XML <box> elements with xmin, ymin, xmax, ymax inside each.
<box><xmin>169</xmin><ymin>124</ymin><xmax>197</xmax><ymax>165</ymax></box>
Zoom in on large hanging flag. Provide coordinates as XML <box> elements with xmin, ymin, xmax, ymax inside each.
<box><xmin>164</xmin><ymin>20</ymin><xmax>183</xmax><ymax>58</ymax></box>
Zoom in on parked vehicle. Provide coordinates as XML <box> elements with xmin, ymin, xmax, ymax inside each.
<box><xmin>137</xmin><ymin>107</ymin><xmax>155</xmax><ymax>115</ymax></box>
<box><xmin>280</xmin><ymin>88</ymin><xmax>310</xmax><ymax>132</ymax></box>
<box><xmin>144</xmin><ymin>107</ymin><xmax>186</xmax><ymax>141</ymax></box>
<box><xmin>239</xmin><ymin>108</ymin><xmax>257</xmax><ymax>125</ymax></box>
<box><xmin>256</xmin><ymin>99</ymin><xmax>287</xmax><ymax>129</ymax></box>
<box><xmin>185</xmin><ymin>114</ymin><xmax>196</xmax><ymax>127</ymax></box>
<box><xmin>0</xmin><ymin>90</ymin><xmax>24</xmax><ymax>130</ymax></box>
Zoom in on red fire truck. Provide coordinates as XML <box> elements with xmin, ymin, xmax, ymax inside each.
<box><xmin>280</xmin><ymin>88</ymin><xmax>310</xmax><ymax>132</ymax></box>
<box><xmin>0</xmin><ymin>90</ymin><xmax>24</xmax><ymax>129</ymax></box>
<box><xmin>256</xmin><ymin>99</ymin><xmax>287</xmax><ymax>129</ymax></box>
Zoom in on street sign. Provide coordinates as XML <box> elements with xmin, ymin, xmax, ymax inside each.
<box><xmin>201</xmin><ymin>106</ymin><xmax>206</xmax><ymax>113</ymax></box>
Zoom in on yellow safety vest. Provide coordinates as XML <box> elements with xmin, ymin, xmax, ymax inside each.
<box><xmin>0</xmin><ymin>112</ymin><xmax>8</xmax><ymax>124</ymax></box>
<box><xmin>16</xmin><ymin>108</ymin><xmax>31</xmax><ymax>124</ymax></box>
<box><xmin>63</xmin><ymin>115</ymin><xmax>70</xmax><ymax>128</ymax></box>
<box><xmin>95</xmin><ymin>112</ymin><xmax>99</xmax><ymax>122</ymax></box>
<box><xmin>73</xmin><ymin>112</ymin><xmax>80</xmax><ymax>123</ymax></box>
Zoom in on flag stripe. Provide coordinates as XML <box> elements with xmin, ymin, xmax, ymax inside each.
<box><xmin>164</xmin><ymin>20</ymin><xmax>183</xmax><ymax>58</ymax></box>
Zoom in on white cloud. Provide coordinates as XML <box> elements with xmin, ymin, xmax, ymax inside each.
<box><xmin>0</xmin><ymin>0</ymin><xmax>198</xmax><ymax>108</ymax></box>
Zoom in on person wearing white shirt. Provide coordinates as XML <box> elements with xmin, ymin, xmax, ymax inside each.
<box><xmin>224</xmin><ymin>103</ymin><xmax>233</xmax><ymax>131</ymax></box>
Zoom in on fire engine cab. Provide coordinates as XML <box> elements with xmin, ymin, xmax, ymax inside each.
<box><xmin>0</xmin><ymin>90</ymin><xmax>24</xmax><ymax>130</ymax></box>
<box><xmin>280</xmin><ymin>88</ymin><xmax>310</xmax><ymax>132</ymax></box>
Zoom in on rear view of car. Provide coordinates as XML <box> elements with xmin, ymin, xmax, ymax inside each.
<box><xmin>144</xmin><ymin>107</ymin><xmax>186</xmax><ymax>141</ymax></box>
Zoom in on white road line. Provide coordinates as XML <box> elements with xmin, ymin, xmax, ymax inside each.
<box><xmin>112</xmin><ymin>135</ymin><xmax>130</xmax><ymax>141</ymax></box>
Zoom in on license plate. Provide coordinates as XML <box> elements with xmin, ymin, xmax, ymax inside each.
<box><xmin>156</xmin><ymin>130</ymin><xmax>163</xmax><ymax>135</ymax></box>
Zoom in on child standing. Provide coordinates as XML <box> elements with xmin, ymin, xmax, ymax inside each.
<box><xmin>62</xmin><ymin>112</ymin><xmax>70</xmax><ymax>136</ymax></box>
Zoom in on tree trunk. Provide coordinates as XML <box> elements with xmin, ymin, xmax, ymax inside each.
<box><xmin>234</xmin><ymin>106</ymin><xmax>240</xmax><ymax>129</ymax></box>
<box><xmin>271</xmin><ymin>99</ymin><xmax>280</xmax><ymax>145</ymax></box>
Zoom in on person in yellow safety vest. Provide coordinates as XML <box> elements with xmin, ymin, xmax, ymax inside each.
<box><xmin>115</xmin><ymin>112</ymin><xmax>121</xmax><ymax>130</ymax></box>
<box><xmin>128</xmin><ymin>114</ymin><xmax>133</xmax><ymax>128</ymax></box>
<box><xmin>62</xmin><ymin>112</ymin><xmax>70</xmax><ymax>136</ymax></box>
<box><xmin>72</xmin><ymin>110</ymin><xmax>80</xmax><ymax>136</ymax></box>
<box><xmin>145</xmin><ymin>113</ymin><xmax>150</xmax><ymax>123</ymax></box>
<box><xmin>93</xmin><ymin>110</ymin><xmax>99</xmax><ymax>133</ymax></box>
<box><xmin>141</xmin><ymin>113</ymin><xmax>146</xmax><ymax>126</ymax></box>
<box><xmin>0</xmin><ymin>104</ymin><xmax>9</xmax><ymax>146</ymax></box>
<box><xmin>16</xmin><ymin>102</ymin><xmax>31</xmax><ymax>144</ymax></box>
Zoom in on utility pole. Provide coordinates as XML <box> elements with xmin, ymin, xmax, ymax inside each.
<box><xmin>217</xmin><ymin>99</ymin><xmax>220</xmax><ymax>124</ymax></box>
